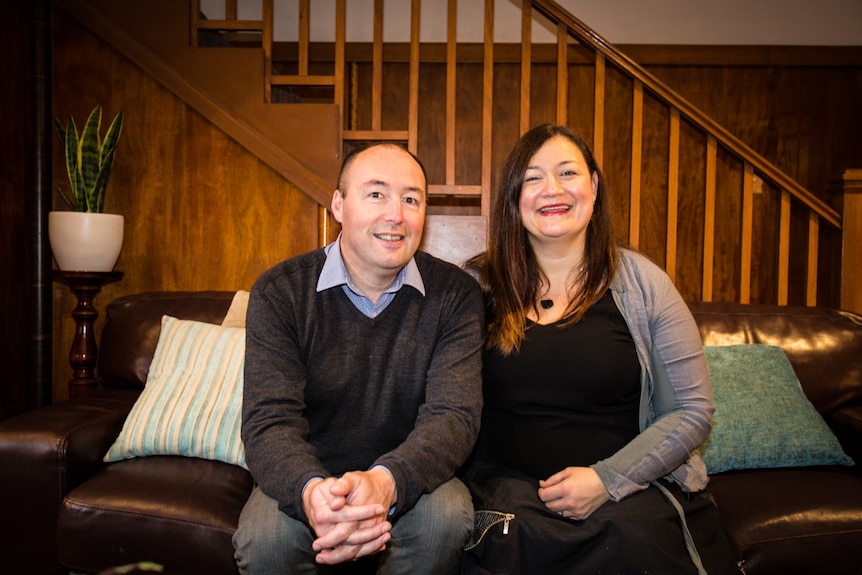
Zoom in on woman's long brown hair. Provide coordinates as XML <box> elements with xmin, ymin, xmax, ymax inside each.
<box><xmin>470</xmin><ymin>124</ymin><xmax>618</xmax><ymax>355</ymax></box>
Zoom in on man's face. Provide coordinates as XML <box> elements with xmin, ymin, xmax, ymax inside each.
<box><xmin>331</xmin><ymin>145</ymin><xmax>427</xmax><ymax>288</ymax></box>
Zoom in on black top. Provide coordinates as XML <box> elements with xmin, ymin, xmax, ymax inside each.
<box><xmin>475</xmin><ymin>290</ymin><xmax>641</xmax><ymax>480</ymax></box>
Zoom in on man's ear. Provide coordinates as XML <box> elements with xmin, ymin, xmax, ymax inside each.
<box><xmin>331</xmin><ymin>189</ymin><xmax>344</xmax><ymax>223</ymax></box>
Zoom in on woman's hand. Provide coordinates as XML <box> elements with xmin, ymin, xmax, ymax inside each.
<box><xmin>538</xmin><ymin>466</ymin><xmax>611</xmax><ymax>520</ymax></box>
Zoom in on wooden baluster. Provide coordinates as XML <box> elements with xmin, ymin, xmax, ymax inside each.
<box><xmin>446</xmin><ymin>0</ymin><xmax>457</xmax><ymax>186</ymax></box>
<box><xmin>520</xmin><ymin>2</ymin><xmax>532</xmax><ymax>135</ymax></box>
<box><xmin>556</xmin><ymin>23</ymin><xmax>568</xmax><ymax>125</ymax></box>
<box><xmin>806</xmin><ymin>212</ymin><xmax>819</xmax><ymax>306</ymax></box>
<box><xmin>335</xmin><ymin>0</ymin><xmax>346</xmax><ymax>142</ymax></box>
<box><xmin>298</xmin><ymin>0</ymin><xmax>309</xmax><ymax>77</ymax></box>
<box><xmin>777</xmin><ymin>189</ymin><xmax>791</xmax><ymax>304</ymax></box>
<box><xmin>740</xmin><ymin>162</ymin><xmax>754</xmax><ymax>304</ymax></box>
<box><xmin>703</xmin><ymin>135</ymin><xmax>717</xmax><ymax>302</ymax></box>
<box><xmin>481</xmin><ymin>0</ymin><xmax>494</xmax><ymax>217</ymax></box>
<box><xmin>593</xmin><ymin>53</ymin><xmax>605</xmax><ymax>167</ymax></box>
<box><xmin>408</xmin><ymin>0</ymin><xmax>420</xmax><ymax>155</ymax></box>
<box><xmin>372</xmin><ymin>0</ymin><xmax>383</xmax><ymax>131</ymax></box>
<box><xmin>629</xmin><ymin>80</ymin><xmax>643</xmax><ymax>250</ymax></box>
<box><xmin>666</xmin><ymin>108</ymin><xmax>680</xmax><ymax>282</ymax></box>
<box><xmin>263</xmin><ymin>0</ymin><xmax>272</xmax><ymax>103</ymax></box>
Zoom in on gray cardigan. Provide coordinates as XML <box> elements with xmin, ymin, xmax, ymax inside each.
<box><xmin>593</xmin><ymin>248</ymin><xmax>714</xmax><ymax>500</ymax></box>
<box><xmin>241</xmin><ymin>249</ymin><xmax>485</xmax><ymax>523</ymax></box>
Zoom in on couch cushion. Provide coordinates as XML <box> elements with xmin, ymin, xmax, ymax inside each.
<box><xmin>104</xmin><ymin>316</ymin><xmax>247</xmax><ymax>468</ymax></box>
<box><xmin>221</xmin><ymin>289</ymin><xmax>250</xmax><ymax>328</ymax></box>
<box><xmin>99</xmin><ymin>291</ymin><xmax>236</xmax><ymax>389</ymax></box>
<box><xmin>700</xmin><ymin>344</ymin><xmax>853</xmax><ymax>474</ymax></box>
<box><xmin>709</xmin><ymin>467</ymin><xmax>862</xmax><ymax>574</ymax></box>
<box><xmin>58</xmin><ymin>456</ymin><xmax>253</xmax><ymax>575</ymax></box>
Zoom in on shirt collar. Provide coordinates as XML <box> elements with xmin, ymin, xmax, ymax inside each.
<box><xmin>317</xmin><ymin>233</ymin><xmax>426</xmax><ymax>297</ymax></box>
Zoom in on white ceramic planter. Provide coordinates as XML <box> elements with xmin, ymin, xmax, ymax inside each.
<box><xmin>49</xmin><ymin>211</ymin><xmax>125</xmax><ymax>272</ymax></box>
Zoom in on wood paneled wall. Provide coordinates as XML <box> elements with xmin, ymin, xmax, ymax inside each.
<box><xmin>50</xmin><ymin>13</ymin><xmax>321</xmax><ymax>401</ymax></box>
<box><xmin>32</xmin><ymin>11</ymin><xmax>862</xmax><ymax>402</ymax></box>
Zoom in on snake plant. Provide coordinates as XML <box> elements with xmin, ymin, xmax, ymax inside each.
<box><xmin>55</xmin><ymin>105</ymin><xmax>124</xmax><ymax>213</ymax></box>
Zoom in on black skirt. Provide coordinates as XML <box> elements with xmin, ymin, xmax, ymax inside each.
<box><xmin>461</xmin><ymin>461</ymin><xmax>744</xmax><ymax>575</ymax></box>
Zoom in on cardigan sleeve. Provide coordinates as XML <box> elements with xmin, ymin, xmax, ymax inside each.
<box><xmin>592</xmin><ymin>250</ymin><xmax>713</xmax><ymax>500</ymax></box>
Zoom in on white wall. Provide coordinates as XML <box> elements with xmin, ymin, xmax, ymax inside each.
<box><xmin>202</xmin><ymin>0</ymin><xmax>862</xmax><ymax>46</ymax></box>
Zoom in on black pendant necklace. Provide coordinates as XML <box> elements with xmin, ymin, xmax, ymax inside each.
<box><xmin>540</xmin><ymin>299</ymin><xmax>554</xmax><ymax>310</ymax></box>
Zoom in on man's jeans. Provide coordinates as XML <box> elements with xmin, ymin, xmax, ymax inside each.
<box><xmin>233</xmin><ymin>478</ymin><xmax>473</xmax><ymax>574</ymax></box>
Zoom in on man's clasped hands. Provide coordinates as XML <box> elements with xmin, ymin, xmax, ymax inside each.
<box><xmin>302</xmin><ymin>467</ymin><xmax>398</xmax><ymax>565</ymax></box>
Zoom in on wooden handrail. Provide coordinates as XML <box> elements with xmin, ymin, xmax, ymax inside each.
<box><xmin>531</xmin><ymin>0</ymin><xmax>841</xmax><ymax>229</ymax></box>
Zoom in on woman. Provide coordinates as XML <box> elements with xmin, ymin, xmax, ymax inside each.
<box><xmin>462</xmin><ymin>124</ymin><xmax>743</xmax><ymax>574</ymax></box>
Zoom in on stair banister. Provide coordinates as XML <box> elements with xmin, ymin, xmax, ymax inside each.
<box><xmin>532</xmin><ymin>0</ymin><xmax>840</xmax><ymax>229</ymax></box>
<box><xmin>182</xmin><ymin>0</ymin><xmax>848</xmax><ymax>307</ymax></box>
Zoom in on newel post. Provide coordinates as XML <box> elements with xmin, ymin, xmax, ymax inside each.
<box><xmin>831</xmin><ymin>169</ymin><xmax>862</xmax><ymax>314</ymax></box>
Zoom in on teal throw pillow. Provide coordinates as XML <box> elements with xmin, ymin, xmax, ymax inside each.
<box><xmin>700</xmin><ymin>344</ymin><xmax>853</xmax><ymax>474</ymax></box>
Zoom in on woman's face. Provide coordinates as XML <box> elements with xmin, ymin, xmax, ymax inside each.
<box><xmin>518</xmin><ymin>136</ymin><xmax>598</xmax><ymax>248</ymax></box>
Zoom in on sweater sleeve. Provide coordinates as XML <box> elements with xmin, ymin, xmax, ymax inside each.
<box><xmin>241</xmin><ymin>266</ymin><xmax>328</xmax><ymax>524</ymax></box>
<box><xmin>373</xmin><ymin>263</ymin><xmax>485</xmax><ymax>519</ymax></box>
<box><xmin>592</xmin><ymin>251</ymin><xmax>713</xmax><ymax>500</ymax></box>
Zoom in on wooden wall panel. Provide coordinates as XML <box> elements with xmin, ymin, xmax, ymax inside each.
<box><xmin>639</xmin><ymin>95</ymin><xmax>670</xmax><ymax>268</ymax></box>
<box><xmin>601</xmin><ymin>63</ymin><xmax>634</xmax><ymax>245</ymax></box>
<box><xmin>455</xmin><ymin>62</ymin><xmax>485</xmax><ymax>187</ymax></box>
<box><xmin>50</xmin><ymin>15</ymin><xmax>319</xmax><ymax>401</ymax></box>
<box><xmin>712</xmin><ymin>149</ymin><xmax>743</xmax><ymax>302</ymax></box>
<box><xmin>527</xmin><ymin>64</ymin><xmax>558</xmax><ymax>129</ymax></box>
<box><xmin>674</xmin><ymin>119</ymin><xmax>707</xmax><ymax>302</ymax></box>
<box><xmin>751</xmin><ymin>180</ymin><xmax>781</xmax><ymax>304</ymax></box>
<box><xmin>415</xmin><ymin>63</ymin><xmax>447</xmax><ymax>185</ymax></box>
<box><xmin>489</xmin><ymin>64</ymin><xmax>522</xmax><ymax>207</ymax></box>
<box><xmin>566</xmin><ymin>63</ymin><xmax>595</xmax><ymax>145</ymax></box>
<box><xmin>648</xmin><ymin>64</ymin><xmax>862</xmax><ymax>203</ymax></box>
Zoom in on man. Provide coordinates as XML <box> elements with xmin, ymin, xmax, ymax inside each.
<box><xmin>233</xmin><ymin>143</ymin><xmax>484</xmax><ymax>574</ymax></box>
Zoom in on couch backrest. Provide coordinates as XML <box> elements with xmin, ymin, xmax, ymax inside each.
<box><xmin>96</xmin><ymin>292</ymin><xmax>861</xmax><ymax>418</ymax></box>
<box><xmin>688</xmin><ymin>301</ymin><xmax>862</xmax><ymax>416</ymax></box>
<box><xmin>98</xmin><ymin>291</ymin><xmax>235</xmax><ymax>389</ymax></box>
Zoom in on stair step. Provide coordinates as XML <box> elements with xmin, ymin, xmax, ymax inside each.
<box><xmin>197</xmin><ymin>19</ymin><xmax>263</xmax><ymax>32</ymax></box>
<box><xmin>429</xmin><ymin>185</ymin><xmax>482</xmax><ymax>197</ymax></box>
<box><xmin>271</xmin><ymin>74</ymin><xmax>336</xmax><ymax>86</ymax></box>
<box><xmin>343</xmin><ymin>130</ymin><xmax>409</xmax><ymax>142</ymax></box>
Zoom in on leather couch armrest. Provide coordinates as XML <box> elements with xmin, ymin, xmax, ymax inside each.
<box><xmin>0</xmin><ymin>388</ymin><xmax>139</xmax><ymax>574</ymax></box>
<box><xmin>830</xmin><ymin>403</ymin><xmax>862</xmax><ymax>469</ymax></box>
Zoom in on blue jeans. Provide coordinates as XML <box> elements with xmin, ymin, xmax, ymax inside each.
<box><xmin>233</xmin><ymin>478</ymin><xmax>473</xmax><ymax>575</ymax></box>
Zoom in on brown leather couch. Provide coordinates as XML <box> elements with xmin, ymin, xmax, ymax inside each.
<box><xmin>1</xmin><ymin>292</ymin><xmax>860</xmax><ymax>575</ymax></box>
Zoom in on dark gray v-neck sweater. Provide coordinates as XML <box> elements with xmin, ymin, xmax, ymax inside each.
<box><xmin>242</xmin><ymin>248</ymin><xmax>484</xmax><ymax>523</ymax></box>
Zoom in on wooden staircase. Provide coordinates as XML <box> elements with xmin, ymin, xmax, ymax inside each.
<box><xmin>55</xmin><ymin>0</ymin><xmax>848</xmax><ymax>307</ymax></box>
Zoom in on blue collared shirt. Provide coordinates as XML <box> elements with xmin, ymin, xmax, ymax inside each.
<box><xmin>316</xmin><ymin>234</ymin><xmax>426</xmax><ymax>317</ymax></box>
<box><xmin>309</xmin><ymin>234</ymin><xmax>422</xmax><ymax>513</ymax></box>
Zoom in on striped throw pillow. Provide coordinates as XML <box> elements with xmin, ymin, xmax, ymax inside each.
<box><xmin>104</xmin><ymin>315</ymin><xmax>247</xmax><ymax>468</ymax></box>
